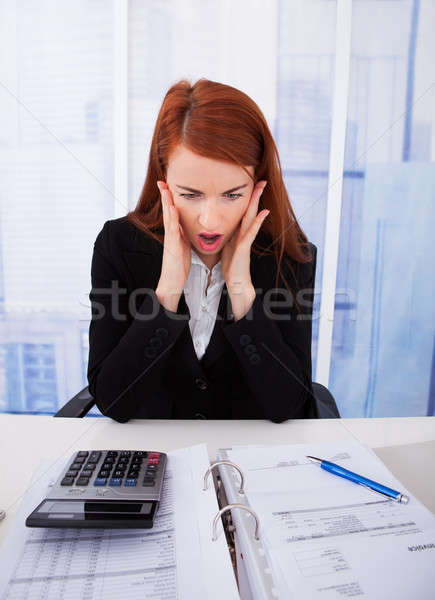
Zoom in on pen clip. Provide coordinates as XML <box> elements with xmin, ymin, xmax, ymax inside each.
<box><xmin>359</xmin><ymin>482</ymin><xmax>398</xmax><ymax>502</ymax></box>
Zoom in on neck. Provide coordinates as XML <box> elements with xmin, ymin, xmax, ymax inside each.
<box><xmin>192</xmin><ymin>247</ymin><xmax>221</xmax><ymax>271</ymax></box>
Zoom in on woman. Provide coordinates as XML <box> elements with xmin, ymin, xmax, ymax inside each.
<box><xmin>87</xmin><ymin>78</ymin><xmax>317</xmax><ymax>423</ymax></box>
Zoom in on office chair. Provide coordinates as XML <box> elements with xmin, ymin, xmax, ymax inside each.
<box><xmin>54</xmin><ymin>382</ymin><xmax>340</xmax><ymax>418</ymax></box>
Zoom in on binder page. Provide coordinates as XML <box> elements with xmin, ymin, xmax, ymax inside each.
<box><xmin>188</xmin><ymin>444</ymin><xmax>240</xmax><ymax>600</ymax></box>
<box><xmin>226</xmin><ymin>439</ymin><xmax>435</xmax><ymax>599</ymax></box>
<box><xmin>0</xmin><ymin>444</ymin><xmax>238</xmax><ymax>600</ymax></box>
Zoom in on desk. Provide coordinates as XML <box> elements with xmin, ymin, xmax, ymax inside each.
<box><xmin>1</xmin><ymin>414</ymin><xmax>434</xmax><ymax>548</ymax></box>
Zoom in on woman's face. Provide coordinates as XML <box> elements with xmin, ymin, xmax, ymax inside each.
<box><xmin>165</xmin><ymin>145</ymin><xmax>255</xmax><ymax>268</ymax></box>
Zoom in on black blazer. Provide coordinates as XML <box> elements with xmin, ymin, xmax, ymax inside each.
<box><xmin>87</xmin><ymin>216</ymin><xmax>317</xmax><ymax>423</ymax></box>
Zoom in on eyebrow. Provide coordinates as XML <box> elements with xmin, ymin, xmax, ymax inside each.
<box><xmin>175</xmin><ymin>183</ymin><xmax>249</xmax><ymax>194</ymax></box>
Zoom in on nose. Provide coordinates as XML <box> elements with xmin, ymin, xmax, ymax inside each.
<box><xmin>198</xmin><ymin>200</ymin><xmax>221</xmax><ymax>231</ymax></box>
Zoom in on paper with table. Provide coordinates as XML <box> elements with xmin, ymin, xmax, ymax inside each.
<box><xmin>221</xmin><ymin>439</ymin><xmax>435</xmax><ymax>599</ymax></box>
<box><xmin>0</xmin><ymin>443</ymin><xmax>239</xmax><ymax>600</ymax></box>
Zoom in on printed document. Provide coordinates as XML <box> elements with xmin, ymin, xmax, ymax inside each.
<box><xmin>0</xmin><ymin>444</ymin><xmax>238</xmax><ymax>600</ymax></box>
<box><xmin>226</xmin><ymin>439</ymin><xmax>435</xmax><ymax>599</ymax></box>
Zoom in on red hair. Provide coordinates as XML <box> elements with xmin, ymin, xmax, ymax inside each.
<box><xmin>127</xmin><ymin>78</ymin><xmax>313</xmax><ymax>311</ymax></box>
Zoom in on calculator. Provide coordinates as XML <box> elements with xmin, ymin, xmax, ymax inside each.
<box><xmin>25</xmin><ymin>450</ymin><xmax>167</xmax><ymax>529</ymax></box>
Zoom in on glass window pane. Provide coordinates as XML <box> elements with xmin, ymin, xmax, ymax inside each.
<box><xmin>330</xmin><ymin>0</ymin><xmax>435</xmax><ymax>416</ymax></box>
<box><xmin>0</xmin><ymin>0</ymin><xmax>114</xmax><ymax>414</ymax></box>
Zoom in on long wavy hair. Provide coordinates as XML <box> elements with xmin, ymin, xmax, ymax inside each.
<box><xmin>126</xmin><ymin>78</ymin><xmax>313</xmax><ymax>312</ymax></box>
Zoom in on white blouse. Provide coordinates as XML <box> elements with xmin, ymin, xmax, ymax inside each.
<box><xmin>183</xmin><ymin>247</ymin><xmax>226</xmax><ymax>360</ymax></box>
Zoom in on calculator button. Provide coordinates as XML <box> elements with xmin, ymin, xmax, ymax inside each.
<box><xmin>148</xmin><ymin>452</ymin><xmax>160</xmax><ymax>458</ymax></box>
<box><xmin>70</xmin><ymin>463</ymin><xmax>83</xmax><ymax>471</ymax></box>
<box><xmin>73</xmin><ymin>456</ymin><xmax>85</xmax><ymax>464</ymax></box>
<box><xmin>88</xmin><ymin>452</ymin><xmax>101</xmax><ymax>463</ymax></box>
<box><xmin>77</xmin><ymin>451</ymin><xmax>89</xmax><ymax>457</ymax></box>
<box><xmin>61</xmin><ymin>477</ymin><xmax>74</xmax><ymax>486</ymax></box>
<box><xmin>117</xmin><ymin>457</ymin><xmax>129</xmax><ymax>464</ymax></box>
<box><xmin>120</xmin><ymin>451</ymin><xmax>131</xmax><ymax>457</ymax></box>
<box><xmin>133</xmin><ymin>451</ymin><xmax>147</xmax><ymax>457</ymax></box>
<box><xmin>109</xmin><ymin>478</ymin><xmax>122</xmax><ymax>486</ymax></box>
<box><xmin>81</xmin><ymin>470</ymin><xmax>93</xmax><ymax>478</ymax></box>
<box><xmin>142</xmin><ymin>480</ymin><xmax>155</xmax><ymax>487</ymax></box>
<box><xmin>84</xmin><ymin>462</ymin><xmax>96</xmax><ymax>470</ymax></box>
<box><xmin>98</xmin><ymin>470</ymin><xmax>110</xmax><ymax>478</ymax></box>
<box><xmin>114</xmin><ymin>470</ymin><xmax>125</xmax><ymax>478</ymax></box>
<box><xmin>125</xmin><ymin>478</ymin><xmax>137</xmax><ymax>486</ymax></box>
<box><xmin>146</xmin><ymin>464</ymin><xmax>158</xmax><ymax>471</ymax></box>
<box><xmin>101</xmin><ymin>464</ymin><xmax>113</xmax><ymax>471</ymax></box>
<box><xmin>103</xmin><ymin>457</ymin><xmax>115</xmax><ymax>464</ymax></box>
<box><xmin>65</xmin><ymin>470</ymin><xmax>79</xmax><ymax>478</ymax></box>
<box><xmin>76</xmin><ymin>477</ymin><xmax>89</xmax><ymax>486</ymax></box>
<box><xmin>147</xmin><ymin>459</ymin><xmax>159</xmax><ymax>465</ymax></box>
<box><xmin>145</xmin><ymin>470</ymin><xmax>156</xmax><ymax>478</ymax></box>
<box><xmin>107</xmin><ymin>451</ymin><xmax>118</xmax><ymax>457</ymax></box>
<box><xmin>131</xmin><ymin>457</ymin><xmax>143</xmax><ymax>464</ymax></box>
<box><xmin>94</xmin><ymin>478</ymin><xmax>107</xmax><ymax>486</ymax></box>
<box><xmin>129</xmin><ymin>464</ymin><xmax>140</xmax><ymax>472</ymax></box>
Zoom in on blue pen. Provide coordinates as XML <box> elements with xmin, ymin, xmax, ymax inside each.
<box><xmin>306</xmin><ymin>456</ymin><xmax>409</xmax><ymax>504</ymax></box>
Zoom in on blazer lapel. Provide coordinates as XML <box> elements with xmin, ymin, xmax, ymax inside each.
<box><xmin>200</xmin><ymin>250</ymin><xmax>267</xmax><ymax>370</ymax></box>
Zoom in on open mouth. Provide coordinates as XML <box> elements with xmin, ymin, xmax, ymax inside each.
<box><xmin>197</xmin><ymin>234</ymin><xmax>223</xmax><ymax>249</ymax></box>
<box><xmin>199</xmin><ymin>234</ymin><xmax>220</xmax><ymax>244</ymax></box>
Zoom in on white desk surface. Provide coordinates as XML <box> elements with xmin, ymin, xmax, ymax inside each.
<box><xmin>1</xmin><ymin>414</ymin><xmax>434</xmax><ymax>547</ymax></box>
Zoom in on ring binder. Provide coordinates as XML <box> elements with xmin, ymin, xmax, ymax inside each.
<box><xmin>216</xmin><ymin>449</ymin><xmax>276</xmax><ymax>599</ymax></box>
<box><xmin>212</xmin><ymin>504</ymin><xmax>260</xmax><ymax>542</ymax></box>
<box><xmin>203</xmin><ymin>460</ymin><xmax>245</xmax><ymax>494</ymax></box>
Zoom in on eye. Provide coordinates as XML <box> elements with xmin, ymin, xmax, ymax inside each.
<box><xmin>179</xmin><ymin>193</ymin><xmax>198</xmax><ymax>199</ymax></box>
<box><xmin>179</xmin><ymin>193</ymin><xmax>243</xmax><ymax>200</ymax></box>
<box><xmin>225</xmin><ymin>193</ymin><xmax>243</xmax><ymax>200</ymax></box>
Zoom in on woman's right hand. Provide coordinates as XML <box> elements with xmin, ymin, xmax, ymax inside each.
<box><xmin>155</xmin><ymin>180</ymin><xmax>191</xmax><ymax>311</ymax></box>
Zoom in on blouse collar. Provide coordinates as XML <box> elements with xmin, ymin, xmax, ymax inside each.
<box><xmin>190</xmin><ymin>246</ymin><xmax>223</xmax><ymax>278</ymax></box>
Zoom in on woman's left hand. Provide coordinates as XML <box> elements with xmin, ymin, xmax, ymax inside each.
<box><xmin>221</xmin><ymin>180</ymin><xmax>269</xmax><ymax>319</ymax></box>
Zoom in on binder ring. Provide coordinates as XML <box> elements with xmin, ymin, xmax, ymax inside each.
<box><xmin>212</xmin><ymin>504</ymin><xmax>260</xmax><ymax>541</ymax></box>
<box><xmin>203</xmin><ymin>461</ymin><xmax>245</xmax><ymax>495</ymax></box>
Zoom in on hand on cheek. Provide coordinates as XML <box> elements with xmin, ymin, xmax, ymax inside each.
<box><xmin>221</xmin><ymin>180</ymin><xmax>269</xmax><ymax>289</ymax></box>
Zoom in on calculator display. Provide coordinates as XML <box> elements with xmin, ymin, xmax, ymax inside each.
<box><xmin>37</xmin><ymin>501</ymin><xmax>153</xmax><ymax>514</ymax></box>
